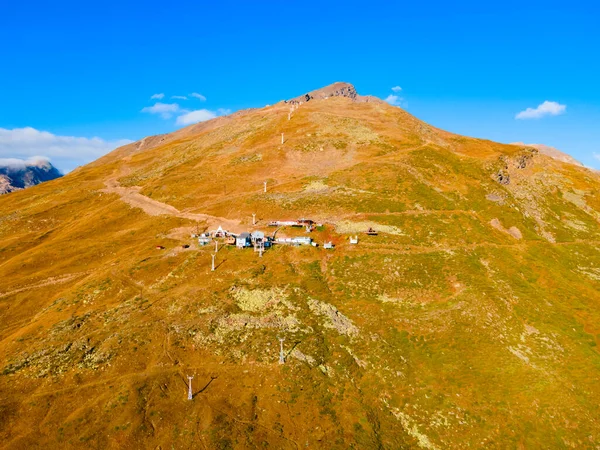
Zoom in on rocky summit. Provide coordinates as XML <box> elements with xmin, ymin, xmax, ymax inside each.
<box><xmin>1</xmin><ymin>83</ymin><xmax>600</xmax><ymax>449</ymax></box>
<box><xmin>287</xmin><ymin>81</ymin><xmax>378</xmax><ymax>104</ymax></box>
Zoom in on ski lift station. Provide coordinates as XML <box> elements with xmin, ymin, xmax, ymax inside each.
<box><xmin>193</xmin><ymin>216</ymin><xmax>344</xmax><ymax>255</ymax></box>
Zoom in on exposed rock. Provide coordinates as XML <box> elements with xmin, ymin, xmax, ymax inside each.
<box><xmin>490</xmin><ymin>219</ymin><xmax>522</xmax><ymax>240</ymax></box>
<box><xmin>213</xmin><ymin>312</ymin><xmax>301</xmax><ymax>336</ymax></box>
<box><xmin>507</xmin><ymin>226</ymin><xmax>523</xmax><ymax>239</ymax></box>
<box><xmin>291</xmin><ymin>349</ymin><xmax>316</xmax><ymax>366</ymax></box>
<box><xmin>388</xmin><ymin>408</ymin><xmax>441</xmax><ymax>450</ymax></box>
<box><xmin>341</xmin><ymin>345</ymin><xmax>367</xmax><ymax>368</ymax></box>
<box><xmin>496</xmin><ymin>170</ymin><xmax>510</xmax><ymax>185</ymax></box>
<box><xmin>486</xmin><ymin>193</ymin><xmax>505</xmax><ymax>204</ymax></box>
<box><xmin>231</xmin><ymin>286</ymin><xmax>287</xmax><ymax>312</ymax></box>
<box><xmin>516</xmin><ymin>154</ymin><xmax>530</xmax><ymax>169</ymax></box>
<box><xmin>307</xmin><ymin>298</ymin><xmax>359</xmax><ymax>337</ymax></box>
<box><xmin>2</xmin><ymin>337</ymin><xmax>112</xmax><ymax>378</ymax></box>
<box><xmin>287</xmin><ymin>82</ymin><xmax>379</xmax><ymax>105</ymax></box>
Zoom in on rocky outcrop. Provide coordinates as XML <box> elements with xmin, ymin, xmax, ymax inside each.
<box><xmin>493</xmin><ymin>149</ymin><xmax>538</xmax><ymax>185</ymax></box>
<box><xmin>307</xmin><ymin>298</ymin><xmax>359</xmax><ymax>337</ymax></box>
<box><xmin>287</xmin><ymin>82</ymin><xmax>379</xmax><ymax>105</ymax></box>
<box><xmin>496</xmin><ymin>169</ymin><xmax>510</xmax><ymax>185</ymax></box>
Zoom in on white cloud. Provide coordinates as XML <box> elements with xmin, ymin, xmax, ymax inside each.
<box><xmin>515</xmin><ymin>101</ymin><xmax>566</xmax><ymax>120</ymax></box>
<box><xmin>141</xmin><ymin>102</ymin><xmax>181</xmax><ymax>119</ymax></box>
<box><xmin>0</xmin><ymin>156</ymin><xmax>52</xmax><ymax>171</ymax></box>
<box><xmin>391</xmin><ymin>86</ymin><xmax>402</xmax><ymax>92</ymax></box>
<box><xmin>175</xmin><ymin>109</ymin><xmax>217</xmax><ymax>125</ymax></box>
<box><xmin>190</xmin><ymin>92</ymin><xmax>207</xmax><ymax>101</ymax></box>
<box><xmin>385</xmin><ymin>94</ymin><xmax>404</xmax><ymax>106</ymax></box>
<box><xmin>141</xmin><ymin>98</ymin><xmax>229</xmax><ymax>126</ymax></box>
<box><xmin>171</xmin><ymin>95</ymin><xmax>188</xmax><ymax>100</ymax></box>
<box><xmin>593</xmin><ymin>153</ymin><xmax>600</xmax><ymax>162</ymax></box>
<box><xmin>0</xmin><ymin>127</ymin><xmax>132</xmax><ymax>172</ymax></box>
<box><xmin>150</xmin><ymin>93</ymin><xmax>165</xmax><ymax>100</ymax></box>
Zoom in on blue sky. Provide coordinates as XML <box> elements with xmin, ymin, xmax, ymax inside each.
<box><xmin>1</xmin><ymin>0</ymin><xmax>599</xmax><ymax>172</ymax></box>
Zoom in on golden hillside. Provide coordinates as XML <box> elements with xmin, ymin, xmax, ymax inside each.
<box><xmin>1</xmin><ymin>83</ymin><xmax>600</xmax><ymax>449</ymax></box>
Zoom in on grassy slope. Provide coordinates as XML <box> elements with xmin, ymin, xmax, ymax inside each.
<box><xmin>1</xmin><ymin>97</ymin><xmax>600</xmax><ymax>449</ymax></box>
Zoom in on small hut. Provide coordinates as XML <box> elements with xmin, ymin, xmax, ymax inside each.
<box><xmin>236</xmin><ymin>232</ymin><xmax>251</xmax><ymax>248</ymax></box>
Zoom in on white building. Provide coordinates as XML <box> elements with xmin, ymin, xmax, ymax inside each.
<box><xmin>236</xmin><ymin>232</ymin><xmax>251</xmax><ymax>248</ymax></box>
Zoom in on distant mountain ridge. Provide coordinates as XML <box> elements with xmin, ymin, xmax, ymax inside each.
<box><xmin>0</xmin><ymin>157</ymin><xmax>62</xmax><ymax>194</ymax></box>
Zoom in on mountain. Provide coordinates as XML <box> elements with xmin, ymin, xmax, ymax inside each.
<box><xmin>511</xmin><ymin>142</ymin><xmax>584</xmax><ymax>166</ymax></box>
<box><xmin>1</xmin><ymin>83</ymin><xmax>599</xmax><ymax>449</ymax></box>
<box><xmin>287</xmin><ymin>81</ymin><xmax>379</xmax><ymax>104</ymax></box>
<box><xmin>0</xmin><ymin>157</ymin><xmax>62</xmax><ymax>194</ymax></box>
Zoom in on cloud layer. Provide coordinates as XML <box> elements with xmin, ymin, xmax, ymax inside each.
<box><xmin>176</xmin><ymin>109</ymin><xmax>218</xmax><ymax>125</ymax></box>
<box><xmin>516</xmin><ymin>101</ymin><xmax>566</xmax><ymax>120</ymax></box>
<box><xmin>0</xmin><ymin>127</ymin><xmax>132</xmax><ymax>173</ymax></box>
<box><xmin>0</xmin><ymin>156</ymin><xmax>52</xmax><ymax>171</ymax></box>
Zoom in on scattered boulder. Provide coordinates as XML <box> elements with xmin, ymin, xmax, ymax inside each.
<box><xmin>496</xmin><ymin>170</ymin><xmax>510</xmax><ymax>185</ymax></box>
<box><xmin>508</xmin><ymin>226</ymin><xmax>523</xmax><ymax>239</ymax></box>
<box><xmin>486</xmin><ymin>193</ymin><xmax>505</xmax><ymax>204</ymax></box>
<box><xmin>490</xmin><ymin>218</ymin><xmax>522</xmax><ymax>240</ymax></box>
<box><xmin>308</xmin><ymin>298</ymin><xmax>359</xmax><ymax>337</ymax></box>
<box><xmin>516</xmin><ymin>155</ymin><xmax>529</xmax><ymax>169</ymax></box>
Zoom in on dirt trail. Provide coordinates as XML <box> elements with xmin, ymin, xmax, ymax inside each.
<box><xmin>0</xmin><ymin>272</ymin><xmax>90</xmax><ymax>299</ymax></box>
<box><xmin>346</xmin><ymin>209</ymin><xmax>480</xmax><ymax>218</ymax></box>
<box><xmin>101</xmin><ymin>178</ymin><xmax>243</xmax><ymax>232</ymax></box>
<box><xmin>349</xmin><ymin>238</ymin><xmax>600</xmax><ymax>257</ymax></box>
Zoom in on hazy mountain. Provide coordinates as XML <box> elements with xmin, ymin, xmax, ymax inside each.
<box><xmin>0</xmin><ymin>157</ymin><xmax>62</xmax><ymax>194</ymax></box>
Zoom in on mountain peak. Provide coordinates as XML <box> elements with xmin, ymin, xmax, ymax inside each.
<box><xmin>287</xmin><ymin>81</ymin><xmax>379</xmax><ymax>104</ymax></box>
<box><xmin>2</xmin><ymin>81</ymin><xmax>600</xmax><ymax>449</ymax></box>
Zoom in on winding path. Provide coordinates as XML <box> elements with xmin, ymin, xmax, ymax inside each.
<box><xmin>101</xmin><ymin>178</ymin><xmax>243</xmax><ymax>232</ymax></box>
